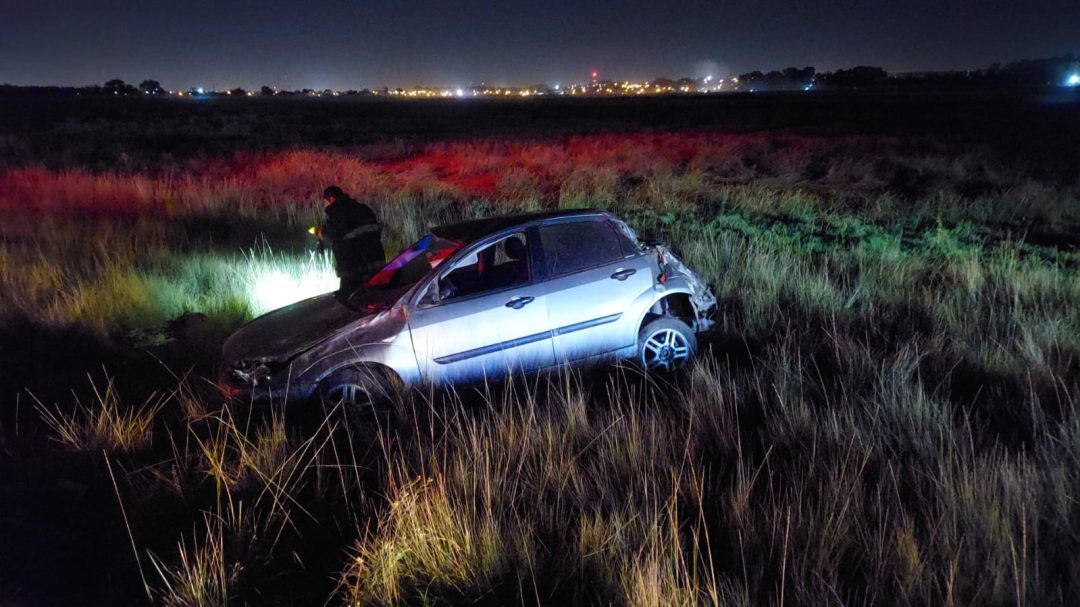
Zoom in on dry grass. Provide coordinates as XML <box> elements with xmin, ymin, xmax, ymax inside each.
<box><xmin>3</xmin><ymin>133</ymin><xmax>1077</xmax><ymax>226</ymax></box>
<box><xmin>2</xmin><ymin>128</ymin><xmax>1079</xmax><ymax>605</ymax></box>
<box><xmin>16</xmin><ymin>336</ymin><xmax>1080</xmax><ymax>606</ymax></box>
<box><xmin>32</xmin><ymin>376</ymin><xmax>167</xmax><ymax>452</ymax></box>
<box><xmin>149</xmin><ymin>514</ymin><xmax>243</xmax><ymax>607</ymax></box>
<box><xmin>2</xmin><ymin>132</ymin><xmax>1078</xmax><ymax>340</ymax></box>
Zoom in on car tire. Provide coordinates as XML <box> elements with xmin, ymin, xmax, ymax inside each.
<box><xmin>317</xmin><ymin>366</ymin><xmax>400</xmax><ymax>430</ymax></box>
<box><xmin>638</xmin><ymin>317</ymin><xmax>697</xmax><ymax>373</ymax></box>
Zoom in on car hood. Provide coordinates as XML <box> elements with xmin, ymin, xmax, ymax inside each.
<box><xmin>222</xmin><ymin>288</ymin><xmax>402</xmax><ymax>363</ymax></box>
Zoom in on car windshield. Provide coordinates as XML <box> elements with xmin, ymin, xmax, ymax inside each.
<box><xmin>365</xmin><ymin>234</ymin><xmax>461</xmax><ymax>290</ymax></box>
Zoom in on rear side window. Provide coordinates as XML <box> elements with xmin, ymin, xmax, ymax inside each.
<box><xmin>539</xmin><ymin>220</ymin><xmax>623</xmax><ymax>276</ymax></box>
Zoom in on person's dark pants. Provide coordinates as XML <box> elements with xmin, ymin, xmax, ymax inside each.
<box><xmin>338</xmin><ymin>260</ymin><xmax>384</xmax><ymax>294</ymax></box>
<box><xmin>338</xmin><ymin>273</ymin><xmax>365</xmax><ymax>294</ymax></box>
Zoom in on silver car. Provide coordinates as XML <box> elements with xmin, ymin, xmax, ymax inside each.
<box><xmin>220</xmin><ymin>209</ymin><xmax>716</xmax><ymax>406</ymax></box>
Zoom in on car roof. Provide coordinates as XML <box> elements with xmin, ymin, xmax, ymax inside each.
<box><xmin>430</xmin><ymin>208</ymin><xmax>608</xmax><ymax>243</ymax></box>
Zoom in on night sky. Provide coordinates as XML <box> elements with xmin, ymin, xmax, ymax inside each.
<box><xmin>2</xmin><ymin>0</ymin><xmax>1077</xmax><ymax>90</ymax></box>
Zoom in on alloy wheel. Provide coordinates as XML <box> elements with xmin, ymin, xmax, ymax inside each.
<box><xmin>324</xmin><ymin>382</ymin><xmax>374</xmax><ymax>408</ymax></box>
<box><xmin>642</xmin><ymin>328</ymin><xmax>691</xmax><ymax>371</ymax></box>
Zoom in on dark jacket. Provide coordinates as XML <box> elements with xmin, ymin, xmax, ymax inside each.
<box><xmin>322</xmin><ymin>197</ymin><xmax>385</xmax><ymax>277</ymax></box>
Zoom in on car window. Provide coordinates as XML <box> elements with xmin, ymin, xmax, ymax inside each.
<box><xmin>437</xmin><ymin>231</ymin><xmax>531</xmax><ymax>301</ymax></box>
<box><xmin>538</xmin><ymin>220</ymin><xmax>623</xmax><ymax>276</ymax></box>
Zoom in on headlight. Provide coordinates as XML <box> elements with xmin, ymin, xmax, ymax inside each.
<box><xmin>231</xmin><ymin>360</ymin><xmax>273</xmax><ymax>386</ymax></box>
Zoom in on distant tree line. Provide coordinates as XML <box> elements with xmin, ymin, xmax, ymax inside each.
<box><xmin>736</xmin><ymin>66</ymin><xmax>817</xmax><ymax>91</ymax></box>
<box><xmin>735</xmin><ymin>54</ymin><xmax>1079</xmax><ymax>92</ymax></box>
<box><xmin>967</xmin><ymin>54</ymin><xmax>1079</xmax><ymax>87</ymax></box>
<box><xmin>0</xmin><ymin>78</ymin><xmax>378</xmax><ymax>98</ymax></box>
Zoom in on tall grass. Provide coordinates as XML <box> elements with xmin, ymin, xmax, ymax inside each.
<box><xmin>3</xmin><ymin>130</ymin><xmax>1080</xmax><ymax>605</ymax></box>
<box><xmin>32</xmin><ymin>376</ymin><xmax>167</xmax><ymax>452</ymax></box>
<box><xmin>4</xmin><ymin>134</ymin><xmax>1079</xmax><ymax>225</ymax></box>
<box><xmin>0</xmin><ymin>224</ymin><xmax>337</xmax><ymax>338</ymax></box>
<box><xmin>149</xmin><ymin>515</ymin><xmax>242</xmax><ymax>607</ymax></box>
<box><xmin>3</xmin><ymin>132</ymin><xmax>1078</xmax><ymax>341</ymax></box>
<box><xmin>35</xmin><ymin>349</ymin><xmax>1076</xmax><ymax>605</ymax></box>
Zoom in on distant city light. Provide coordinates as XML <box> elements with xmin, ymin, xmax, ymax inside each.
<box><xmin>101</xmin><ymin>64</ymin><xmax>1080</xmax><ymax>102</ymax></box>
<box><xmin>154</xmin><ymin>73</ymin><xmax>817</xmax><ymax>101</ymax></box>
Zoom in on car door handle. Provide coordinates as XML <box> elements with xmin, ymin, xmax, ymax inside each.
<box><xmin>610</xmin><ymin>268</ymin><xmax>637</xmax><ymax>281</ymax></box>
<box><xmin>505</xmin><ymin>296</ymin><xmax>535</xmax><ymax>309</ymax></box>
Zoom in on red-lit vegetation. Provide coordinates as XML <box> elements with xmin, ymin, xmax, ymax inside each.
<box><xmin>7</xmin><ymin>133</ymin><xmax>851</xmax><ymax>213</ymax></box>
<box><xmin>2</xmin><ymin>131</ymin><xmax>1075</xmax><ymax>225</ymax></box>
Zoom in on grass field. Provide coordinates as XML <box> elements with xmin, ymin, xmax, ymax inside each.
<box><xmin>1</xmin><ymin>94</ymin><xmax>1079</xmax><ymax>606</ymax></box>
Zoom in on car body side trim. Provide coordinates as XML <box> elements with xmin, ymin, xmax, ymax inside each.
<box><xmin>551</xmin><ymin>313</ymin><xmax>622</xmax><ymax>336</ymax></box>
<box><xmin>433</xmin><ymin>312</ymin><xmax>623</xmax><ymax>364</ymax></box>
<box><xmin>433</xmin><ymin>329</ymin><xmax>552</xmax><ymax>364</ymax></box>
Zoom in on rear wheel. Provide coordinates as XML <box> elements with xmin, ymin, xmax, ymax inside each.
<box><xmin>638</xmin><ymin>318</ymin><xmax>697</xmax><ymax>372</ymax></box>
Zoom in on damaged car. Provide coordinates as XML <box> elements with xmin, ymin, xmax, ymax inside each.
<box><xmin>220</xmin><ymin>209</ymin><xmax>716</xmax><ymax>406</ymax></box>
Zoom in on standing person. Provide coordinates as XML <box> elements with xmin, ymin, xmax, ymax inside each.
<box><xmin>315</xmin><ymin>186</ymin><xmax>385</xmax><ymax>293</ymax></box>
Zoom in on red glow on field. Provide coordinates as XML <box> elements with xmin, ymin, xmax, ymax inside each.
<box><xmin>0</xmin><ymin>132</ymin><xmax>843</xmax><ymax>214</ymax></box>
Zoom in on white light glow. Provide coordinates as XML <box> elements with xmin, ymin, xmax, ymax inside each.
<box><xmin>1068</xmin><ymin>74</ymin><xmax>1080</xmax><ymax>87</ymax></box>
<box><xmin>249</xmin><ymin>251</ymin><xmax>339</xmax><ymax>314</ymax></box>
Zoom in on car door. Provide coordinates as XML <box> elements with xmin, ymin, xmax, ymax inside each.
<box><xmin>407</xmin><ymin>231</ymin><xmax>555</xmax><ymax>384</ymax></box>
<box><xmin>538</xmin><ymin>218</ymin><xmax>656</xmax><ymax>364</ymax></box>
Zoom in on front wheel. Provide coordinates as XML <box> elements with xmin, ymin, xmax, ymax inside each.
<box><xmin>317</xmin><ymin>367</ymin><xmax>400</xmax><ymax>429</ymax></box>
<box><xmin>638</xmin><ymin>318</ymin><xmax>697</xmax><ymax>372</ymax></box>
